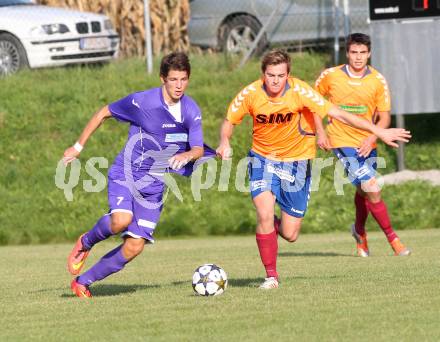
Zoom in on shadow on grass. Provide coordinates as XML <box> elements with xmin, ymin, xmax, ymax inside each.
<box><xmin>279</xmin><ymin>251</ymin><xmax>351</xmax><ymax>257</ymax></box>
<box><xmin>174</xmin><ymin>278</ymin><xmax>262</xmax><ymax>288</ymax></box>
<box><xmin>61</xmin><ymin>283</ymin><xmax>160</xmax><ymax>298</ymax></box>
<box><xmin>171</xmin><ymin>280</ymin><xmax>189</xmax><ymax>286</ymax></box>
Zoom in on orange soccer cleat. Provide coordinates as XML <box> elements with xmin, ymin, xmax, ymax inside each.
<box><xmin>351</xmin><ymin>224</ymin><xmax>369</xmax><ymax>257</ymax></box>
<box><xmin>390</xmin><ymin>238</ymin><xmax>411</xmax><ymax>256</ymax></box>
<box><xmin>71</xmin><ymin>278</ymin><xmax>92</xmax><ymax>298</ymax></box>
<box><xmin>67</xmin><ymin>234</ymin><xmax>90</xmax><ymax>275</ymax></box>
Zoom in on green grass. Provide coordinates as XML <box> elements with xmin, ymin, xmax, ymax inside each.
<box><xmin>1</xmin><ymin>229</ymin><xmax>440</xmax><ymax>341</ymax></box>
<box><xmin>0</xmin><ymin>54</ymin><xmax>439</xmax><ymax>245</ymax></box>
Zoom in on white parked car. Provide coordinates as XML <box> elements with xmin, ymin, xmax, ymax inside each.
<box><xmin>0</xmin><ymin>0</ymin><xmax>119</xmax><ymax>76</ymax></box>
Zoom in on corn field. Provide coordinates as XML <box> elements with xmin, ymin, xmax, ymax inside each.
<box><xmin>36</xmin><ymin>0</ymin><xmax>190</xmax><ymax>57</ymax></box>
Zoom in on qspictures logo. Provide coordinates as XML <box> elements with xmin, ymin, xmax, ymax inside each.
<box><xmin>55</xmin><ymin>133</ymin><xmax>387</xmax><ymax>203</ymax></box>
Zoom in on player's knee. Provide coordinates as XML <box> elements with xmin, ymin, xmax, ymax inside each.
<box><xmin>286</xmin><ymin>231</ymin><xmax>300</xmax><ymax>243</ymax></box>
<box><xmin>282</xmin><ymin>222</ymin><xmax>302</xmax><ymax>243</ymax></box>
<box><xmin>258</xmin><ymin>212</ymin><xmax>273</xmax><ymax>227</ymax></box>
<box><xmin>123</xmin><ymin>238</ymin><xmax>145</xmax><ymax>259</ymax></box>
<box><xmin>111</xmin><ymin>215</ymin><xmax>132</xmax><ymax>233</ymax></box>
<box><xmin>361</xmin><ymin>178</ymin><xmax>380</xmax><ymax>195</ymax></box>
<box><xmin>365</xmin><ymin>191</ymin><xmax>381</xmax><ymax>203</ymax></box>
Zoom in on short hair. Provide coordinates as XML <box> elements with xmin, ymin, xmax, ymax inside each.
<box><xmin>160</xmin><ymin>52</ymin><xmax>191</xmax><ymax>78</ymax></box>
<box><xmin>261</xmin><ymin>49</ymin><xmax>291</xmax><ymax>74</ymax></box>
<box><xmin>346</xmin><ymin>33</ymin><xmax>371</xmax><ymax>52</ymax></box>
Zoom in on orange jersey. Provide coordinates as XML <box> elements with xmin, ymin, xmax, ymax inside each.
<box><xmin>315</xmin><ymin>64</ymin><xmax>391</xmax><ymax>148</ymax></box>
<box><xmin>226</xmin><ymin>77</ymin><xmax>332</xmax><ymax>161</ymax></box>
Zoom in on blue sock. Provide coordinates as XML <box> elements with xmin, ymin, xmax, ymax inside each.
<box><xmin>77</xmin><ymin>245</ymin><xmax>128</xmax><ymax>286</ymax></box>
<box><xmin>82</xmin><ymin>214</ymin><xmax>113</xmax><ymax>250</ymax></box>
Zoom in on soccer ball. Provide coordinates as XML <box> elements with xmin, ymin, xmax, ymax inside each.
<box><xmin>192</xmin><ymin>264</ymin><xmax>228</xmax><ymax>296</ymax></box>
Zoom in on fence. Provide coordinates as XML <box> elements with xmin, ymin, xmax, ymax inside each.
<box><xmin>187</xmin><ymin>0</ymin><xmax>369</xmax><ymax>63</ymax></box>
<box><xmin>0</xmin><ymin>0</ymin><xmax>369</xmax><ymax>76</ymax></box>
<box><xmin>26</xmin><ymin>0</ymin><xmax>369</xmax><ymax>57</ymax></box>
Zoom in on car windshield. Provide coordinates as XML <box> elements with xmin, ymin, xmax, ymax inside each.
<box><xmin>0</xmin><ymin>0</ymin><xmax>34</xmax><ymax>6</ymax></box>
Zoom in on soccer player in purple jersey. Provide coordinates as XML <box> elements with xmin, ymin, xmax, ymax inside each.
<box><xmin>63</xmin><ymin>52</ymin><xmax>213</xmax><ymax>298</ymax></box>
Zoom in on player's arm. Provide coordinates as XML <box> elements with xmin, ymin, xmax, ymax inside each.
<box><xmin>313</xmin><ymin>113</ymin><xmax>331</xmax><ymax>151</ymax></box>
<box><xmin>168</xmin><ymin>146</ymin><xmax>204</xmax><ymax>170</ymax></box>
<box><xmin>216</xmin><ymin>84</ymin><xmax>251</xmax><ymax>160</ymax></box>
<box><xmin>174</xmin><ymin>146</ymin><xmax>204</xmax><ymax>161</ymax></box>
<box><xmin>62</xmin><ymin>105</ymin><xmax>112</xmax><ymax>165</ymax></box>
<box><xmin>328</xmin><ymin>106</ymin><xmax>410</xmax><ymax>148</ymax></box>
<box><xmin>216</xmin><ymin>119</ymin><xmax>234</xmax><ymax>160</ymax></box>
<box><xmin>169</xmin><ymin>106</ymin><xmax>206</xmax><ymax>170</ymax></box>
<box><xmin>358</xmin><ymin>110</ymin><xmax>391</xmax><ymax>156</ymax></box>
<box><xmin>313</xmin><ymin>71</ymin><xmax>331</xmax><ymax>150</ymax></box>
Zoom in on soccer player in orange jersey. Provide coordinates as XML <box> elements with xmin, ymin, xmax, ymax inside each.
<box><xmin>216</xmin><ymin>49</ymin><xmax>411</xmax><ymax>289</ymax></box>
<box><xmin>314</xmin><ymin>33</ymin><xmax>411</xmax><ymax>257</ymax></box>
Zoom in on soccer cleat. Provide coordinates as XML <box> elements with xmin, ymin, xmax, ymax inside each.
<box><xmin>71</xmin><ymin>278</ymin><xmax>92</xmax><ymax>298</ymax></box>
<box><xmin>351</xmin><ymin>224</ymin><xmax>369</xmax><ymax>257</ymax></box>
<box><xmin>390</xmin><ymin>238</ymin><xmax>411</xmax><ymax>256</ymax></box>
<box><xmin>259</xmin><ymin>277</ymin><xmax>279</xmax><ymax>289</ymax></box>
<box><xmin>67</xmin><ymin>233</ymin><xmax>90</xmax><ymax>275</ymax></box>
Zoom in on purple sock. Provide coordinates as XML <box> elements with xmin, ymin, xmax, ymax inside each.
<box><xmin>82</xmin><ymin>214</ymin><xmax>113</xmax><ymax>250</ymax></box>
<box><xmin>77</xmin><ymin>245</ymin><xmax>128</xmax><ymax>286</ymax></box>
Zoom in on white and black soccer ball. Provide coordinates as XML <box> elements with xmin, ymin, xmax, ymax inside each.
<box><xmin>192</xmin><ymin>264</ymin><xmax>228</xmax><ymax>296</ymax></box>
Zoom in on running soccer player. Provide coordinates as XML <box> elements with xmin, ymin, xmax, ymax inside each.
<box><xmin>216</xmin><ymin>49</ymin><xmax>411</xmax><ymax>289</ymax></box>
<box><xmin>314</xmin><ymin>33</ymin><xmax>411</xmax><ymax>257</ymax></box>
<box><xmin>63</xmin><ymin>52</ymin><xmax>213</xmax><ymax>297</ymax></box>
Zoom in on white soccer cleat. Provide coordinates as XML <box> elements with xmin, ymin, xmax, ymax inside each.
<box><xmin>259</xmin><ymin>277</ymin><xmax>279</xmax><ymax>289</ymax></box>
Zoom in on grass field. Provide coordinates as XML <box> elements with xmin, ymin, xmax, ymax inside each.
<box><xmin>1</xmin><ymin>55</ymin><xmax>440</xmax><ymax>245</ymax></box>
<box><xmin>2</xmin><ymin>229</ymin><xmax>440</xmax><ymax>341</ymax></box>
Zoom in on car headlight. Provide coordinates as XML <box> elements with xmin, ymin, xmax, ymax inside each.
<box><xmin>41</xmin><ymin>24</ymin><xmax>70</xmax><ymax>34</ymax></box>
<box><xmin>104</xmin><ymin>19</ymin><xmax>114</xmax><ymax>30</ymax></box>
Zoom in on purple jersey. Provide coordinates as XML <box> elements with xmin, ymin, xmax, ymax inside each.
<box><xmin>108</xmin><ymin>87</ymin><xmax>212</xmax><ymax>181</ymax></box>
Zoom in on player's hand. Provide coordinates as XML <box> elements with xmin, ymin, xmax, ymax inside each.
<box><xmin>358</xmin><ymin>135</ymin><xmax>377</xmax><ymax>157</ymax></box>
<box><xmin>376</xmin><ymin>128</ymin><xmax>411</xmax><ymax>148</ymax></box>
<box><xmin>316</xmin><ymin>131</ymin><xmax>331</xmax><ymax>151</ymax></box>
<box><xmin>216</xmin><ymin>143</ymin><xmax>232</xmax><ymax>160</ymax></box>
<box><xmin>63</xmin><ymin>146</ymin><xmax>80</xmax><ymax>165</ymax></box>
<box><xmin>168</xmin><ymin>154</ymin><xmax>190</xmax><ymax>170</ymax></box>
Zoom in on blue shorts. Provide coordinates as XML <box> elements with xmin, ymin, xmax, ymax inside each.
<box><xmin>248</xmin><ymin>150</ymin><xmax>312</xmax><ymax>218</ymax></box>
<box><xmin>108</xmin><ymin>173</ymin><xmax>165</xmax><ymax>242</ymax></box>
<box><xmin>332</xmin><ymin>147</ymin><xmax>378</xmax><ymax>186</ymax></box>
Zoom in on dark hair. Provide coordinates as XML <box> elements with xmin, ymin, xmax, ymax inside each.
<box><xmin>160</xmin><ymin>52</ymin><xmax>191</xmax><ymax>78</ymax></box>
<box><xmin>346</xmin><ymin>33</ymin><xmax>371</xmax><ymax>52</ymax></box>
<box><xmin>261</xmin><ymin>49</ymin><xmax>291</xmax><ymax>74</ymax></box>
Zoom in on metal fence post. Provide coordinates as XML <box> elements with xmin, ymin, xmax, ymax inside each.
<box><xmin>343</xmin><ymin>0</ymin><xmax>351</xmax><ymax>37</ymax></box>
<box><xmin>396</xmin><ymin>114</ymin><xmax>406</xmax><ymax>171</ymax></box>
<box><xmin>143</xmin><ymin>0</ymin><xmax>153</xmax><ymax>74</ymax></box>
<box><xmin>239</xmin><ymin>6</ymin><xmax>278</xmax><ymax>68</ymax></box>
<box><xmin>333</xmin><ymin>0</ymin><xmax>340</xmax><ymax>65</ymax></box>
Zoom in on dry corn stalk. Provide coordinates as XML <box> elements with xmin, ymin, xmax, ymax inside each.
<box><xmin>36</xmin><ymin>0</ymin><xmax>190</xmax><ymax>57</ymax></box>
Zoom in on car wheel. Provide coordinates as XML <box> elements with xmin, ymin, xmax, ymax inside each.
<box><xmin>219</xmin><ymin>15</ymin><xmax>268</xmax><ymax>55</ymax></box>
<box><xmin>0</xmin><ymin>33</ymin><xmax>29</xmax><ymax>77</ymax></box>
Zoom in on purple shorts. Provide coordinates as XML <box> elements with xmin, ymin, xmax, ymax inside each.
<box><xmin>108</xmin><ymin>173</ymin><xmax>165</xmax><ymax>242</ymax></box>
